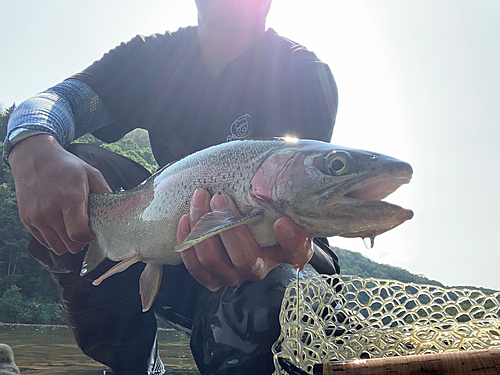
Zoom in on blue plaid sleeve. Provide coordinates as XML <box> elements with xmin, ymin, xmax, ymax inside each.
<box><xmin>3</xmin><ymin>79</ymin><xmax>113</xmax><ymax>164</ymax></box>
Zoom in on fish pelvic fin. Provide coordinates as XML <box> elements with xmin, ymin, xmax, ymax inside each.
<box><xmin>174</xmin><ymin>207</ymin><xmax>264</xmax><ymax>252</ymax></box>
<box><xmin>139</xmin><ymin>263</ymin><xmax>163</xmax><ymax>312</ymax></box>
<box><xmin>80</xmin><ymin>240</ymin><xmax>107</xmax><ymax>277</ymax></box>
<box><xmin>92</xmin><ymin>253</ymin><xmax>142</xmax><ymax>286</ymax></box>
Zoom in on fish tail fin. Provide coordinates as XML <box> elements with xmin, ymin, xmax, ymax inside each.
<box><xmin>139</xmin><ymin>263</ymin><xmax>163</xmax><ymax>312</ymax></box>
<box><xmin>92</xmin><ymin>253</ymin><xmax>142</xmax><ymax>286</ymax></box>
<box><xmin>81</xmin><ymin>240</ymin><xmax>107</xmax><ymax>276</ymax></box>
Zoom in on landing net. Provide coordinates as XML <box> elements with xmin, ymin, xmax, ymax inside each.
<box><xmin>272</xmin><ymin>275</ymin><xmax>500</xmax><ymax>374</ymax></box>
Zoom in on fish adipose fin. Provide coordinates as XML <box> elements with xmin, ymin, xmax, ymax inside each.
<box><xmin>174</xmin><ymin>207</ymin><xmax>264</xmax><ymax>252</ymax></box>
<box><xmin>80</xmin><ymin>240</ymin><xmax>106</xmax><ymax>276</ymax></box>
<box><xmin>92</xmin><ymin>253</ymin><xmax>142</xmax><ymax>286</ymax></box>
<box><xmin>140</xmin><ymin>263</ymin><xmax>163</xmax><ymax>312</ymax></box>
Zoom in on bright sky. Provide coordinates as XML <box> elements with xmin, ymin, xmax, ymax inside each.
<box><xmin>1</xmin><ymin>0</ymin><xmax>499</xmax><ymax>289</ymax></box>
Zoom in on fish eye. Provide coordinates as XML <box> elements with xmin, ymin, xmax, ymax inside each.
<box><xmin>325</xmin><ymin>151</ymin><xmax>353</xmax><ymax>176</ymax></box>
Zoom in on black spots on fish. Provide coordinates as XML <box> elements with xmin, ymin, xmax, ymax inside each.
<box><xmin>371</xmin><ymin>167</ymin><xmax>376</xmax><ymax>171</ymax></box>
<box><xmin>277</xmin><ymin>199</ymin><xmax>289</xmax><ymax>211</ymax></box>
<box><xmin>222</xmin><ymin>174</ymin><xmax>226</xmax><ymax>180</ymax></box>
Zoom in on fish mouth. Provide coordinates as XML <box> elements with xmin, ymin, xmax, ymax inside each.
<box><xmin>317</xmin><ymin>167</ymin><xmax>413</xmax><ymax>239</ymax></box>
<box><xmin>318</xmin><ymin>166</ymin><xmax>412</xmax><ymax>206</ymax></box>
<box><xmin>344</xmin><ymin>175</ymin><xmax>412</xmax><ymax>201</ymax></box>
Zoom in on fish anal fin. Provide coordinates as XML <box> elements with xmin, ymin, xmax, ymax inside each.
<box><xmin>139</xmin><ymin>263</ymin><xmax>163</xmax><ymax>312</ymax></box>
<box><xmin>81</xmin><ymin>240</ymin><xmax>106</xmax><ymax>276</ymax></box>
<box><xmin>174</xmin><ymin>207</ymin><xmax>264</xmax><ymax>252</ymax></box>
<box><xmin>92</xmin><ymin>253</ymin><xmax>142</xmax><ymax>286</ymax></box>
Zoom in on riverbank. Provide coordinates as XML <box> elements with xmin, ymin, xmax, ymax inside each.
<box><xmin>0</xmin><ymin>323</ymin><xmax>198</xmax><ymax>374</ymax></box>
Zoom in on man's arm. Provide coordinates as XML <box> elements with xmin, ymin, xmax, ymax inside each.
<box><xmin>261</xmin><ymin>46</ymin><xmax>338</xmax><ymax>143</ymax></box>
<box><xmin>3</xmin><ymin>79</ymin><xmax>113</xmax><ymax>162</ymax></box>
<box><xmin>9</xmin><ymin>134</ymin><xmax>112</xmax><ymax>254</ymax></box>
<box><xmin>4</xmin><ymin>80</ymin><xmax>115</xmax><ymax>254</ymax></box>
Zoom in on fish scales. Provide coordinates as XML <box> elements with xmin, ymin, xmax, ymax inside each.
<box><xmin>88</xmin><ymin>139</ymin><xmax>279</xmax><ymax>264</ymax></box>
<box><xmin>82</xmin><ymin>138</ymin><xmax>414</xmax><ymax>311</ymax></box>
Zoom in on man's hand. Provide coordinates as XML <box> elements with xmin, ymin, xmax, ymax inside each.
<box><xmin>176</xmin><ymin>188</ymin><xmax>313</xmax><ymax>291</ymax></box>
<box><xmin>9</xmin><ymin>134</ymin><xmax>112</xmax><ymax>255</ymax></box>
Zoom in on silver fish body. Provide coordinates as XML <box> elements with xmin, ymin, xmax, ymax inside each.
<box><xmin>81</xmin><ymin>138</ymin><xmax>413</xmax><ymax>311</ymax></box>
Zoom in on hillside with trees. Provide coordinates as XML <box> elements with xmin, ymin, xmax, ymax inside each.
<box><xmin>0</xmin><ymin>104</ymin><xmax>496</xmax><ymax>324</ymax></box>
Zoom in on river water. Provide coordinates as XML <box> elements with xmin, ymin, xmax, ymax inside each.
<box><xmin>0</xmin><ymin>323</ymin><xmax>199</xmax><ymax>374</ymax></box>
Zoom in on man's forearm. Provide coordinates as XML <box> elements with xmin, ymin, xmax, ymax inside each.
<box><xmin>3</xmin><ymin>79</ymin><xmax>113</xmax><ymax>164</ymax></box>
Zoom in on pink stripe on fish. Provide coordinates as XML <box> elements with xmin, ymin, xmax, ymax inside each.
<box><xmin>105</xmin><ymin>186</ymin><xmax>155</xmax><ymax>219</ymax></box>
<box><xmin>250</xmin><ymin>154</ymin><xmax>292</xmax><ymax>201</ymax></box>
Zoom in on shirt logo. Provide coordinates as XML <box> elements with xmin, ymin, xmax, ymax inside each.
<box><xmin>227</xmin><ymin>114</ymin><xmax>250</xmax><ymax>141</ymax></box>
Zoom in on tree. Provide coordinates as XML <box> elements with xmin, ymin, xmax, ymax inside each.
<box><xmin>73</xmin><ymin>129</ymin><xmax>158</xmax><ymax>173</ymax></box>
<box><xmin>0</xmin><ymin>104</ymin><xmax>15</xmax><ymax>141</ymax></box>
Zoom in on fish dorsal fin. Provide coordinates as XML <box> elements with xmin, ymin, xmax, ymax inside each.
<box><xmin>80</xmin><ymin>240</ymin><xmax>107</xmax><ymax>276</ymax></box>
<box><xmin>174</xmin><ymin>207</ymin><xmax>264</xmax><ymax>252</ymax></box>
<box><xmin>92</xmin><ymin>253</ymin><xmax>142</xmax><ymax>286</ymax></box>
<box><xmin>139</xmin><ymin>263</ymin><xmax>163</xmax><ymax>312</ymax></box>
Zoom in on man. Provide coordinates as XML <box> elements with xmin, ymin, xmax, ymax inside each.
<box><xmin>4</xmin><ymin>1</ymin><xmax>339</xmax><ymax>374</ymax></box>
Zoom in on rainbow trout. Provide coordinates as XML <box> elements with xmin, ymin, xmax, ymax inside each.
<box><xmin>81</xmin><ymin>138</ymin><xmax>413</xmax><ymax>311</ymax></box>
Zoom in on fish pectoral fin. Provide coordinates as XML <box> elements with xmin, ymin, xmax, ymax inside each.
<box><xmin>92</xmin><ymin>253</ymin><xmax>142</xmax><ymax>286</ymax></box>
<box><xmin>174</xmin><ymin>207</ymin><xmax>264</xmax><ymax>252</ymax></box>
<box><xmin>139</xmin><ymin>263</ymin><xmax>163</xmax><ymax>312</ymax></box>
<box><xmin>80</xmin><ymin>240</ymin><xmax>107</xmax><ymax>276</ymax></box>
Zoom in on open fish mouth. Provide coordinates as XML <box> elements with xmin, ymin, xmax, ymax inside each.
<box><xmin>343</xmin><ymin>175</ymin><xmax>412</xmax><ymax>202</ymax></box>
<box><xmin>316</xmin><ymin>166</ymin><xmax>414</xmax><ymax>240</ymax></box>
<box><xmin>318</xmin><ymin>163</ymin><xmax>412</xmax><ymax>206</ymax></box>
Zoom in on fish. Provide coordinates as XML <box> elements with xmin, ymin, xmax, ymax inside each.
<box><xmin>80</xmin><ymin>138</ymin><xmax>413</xmax><ymax>311</ymax></box>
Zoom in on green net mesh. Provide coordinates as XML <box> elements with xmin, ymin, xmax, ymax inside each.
<box><xmin>272</xmin><ymin>275</ymin><xmax>500</xmax><ymax>374</ymax></box>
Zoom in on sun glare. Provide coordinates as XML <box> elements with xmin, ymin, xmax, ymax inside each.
<box><xmin>283</xmin><ymin>136</ymin><xmax>299</xmax><ymax>143</ymax></box>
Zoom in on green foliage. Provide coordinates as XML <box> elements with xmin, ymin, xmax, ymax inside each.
<box><xmin>0</xmin><ymin>103</ymin><xmax>15</xmax><ymax>141</ymax></box>
<box><xmin>336</xmin><ymin>247</ymin><xmax>498</xmax><ymax>295</ymax></box>
<box><xmin>73</xmin><ymin>129</ymin><xmax>158</xmax><ymax>173</ymax></box>
<box><xmin>0</xmin><ymin>102</ymin><xmax>62</xmax><ymax>323</ymax></box>
<box><xmin>335</xmin><ymin>247</ymin><xmax>447</xmax><ymax>287</ymax></box>
<box><xmin>0</xmin><ymin>284</ymin><xmax>63</xmax><ymax>324</ymax></box>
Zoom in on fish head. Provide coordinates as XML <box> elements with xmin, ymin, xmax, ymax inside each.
<box><xmin>250</xmin><ymin>140</ymin><xmax>413</xmax><ymax>239</ymax></box>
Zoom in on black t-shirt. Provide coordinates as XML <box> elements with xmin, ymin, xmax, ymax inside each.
<box><xmin>71</xmin><ymin>26</ymin><xmax>338</xmax><ymax>168</ymax></box>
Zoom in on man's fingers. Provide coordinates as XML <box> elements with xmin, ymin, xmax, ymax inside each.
<box><xmin>177</xmin><ymin>214</ymin><xmax>222</xmax><ymax>291</ymax></box>
<box><xmin>190</xmin><ymin>190</ymin><xmax>243</xmax><ymax>287</ymax></box>
<box><xmin>29</xmin><ymin>227</ymin><xmax>50</xmax><ymax>249</ymax></box>
<box><xmin>62</xmin><ymin>202</ymin><xmax>96</xmax><ymax>245</ymax></box>
<box><xmin>37</xmin><ymin>225</ymin><xmax>69</xmax><ymax>255</ymax></box>
<box><xmin>189</xmin><ymin>188</ymin><xmax>211</xmax><ymax>222</ymax></box>
<box><xmin>178</xmin><ymin>190</ymin><xmax>312</xmax><ymax>289</ymax></box>
<box><xmin>211</xmin><ymin>193</ymin><xmax>273</xmax><ymax>281</ymax></box>
<box><xmin>86</xmin><ymin>166</ymin><xmax>113</xmax><ymax>194</ymax></box>
<box><xmin>273</xmin><ymin>217</ymin><xmax>313</xmax><ymax>270</ymax></box>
